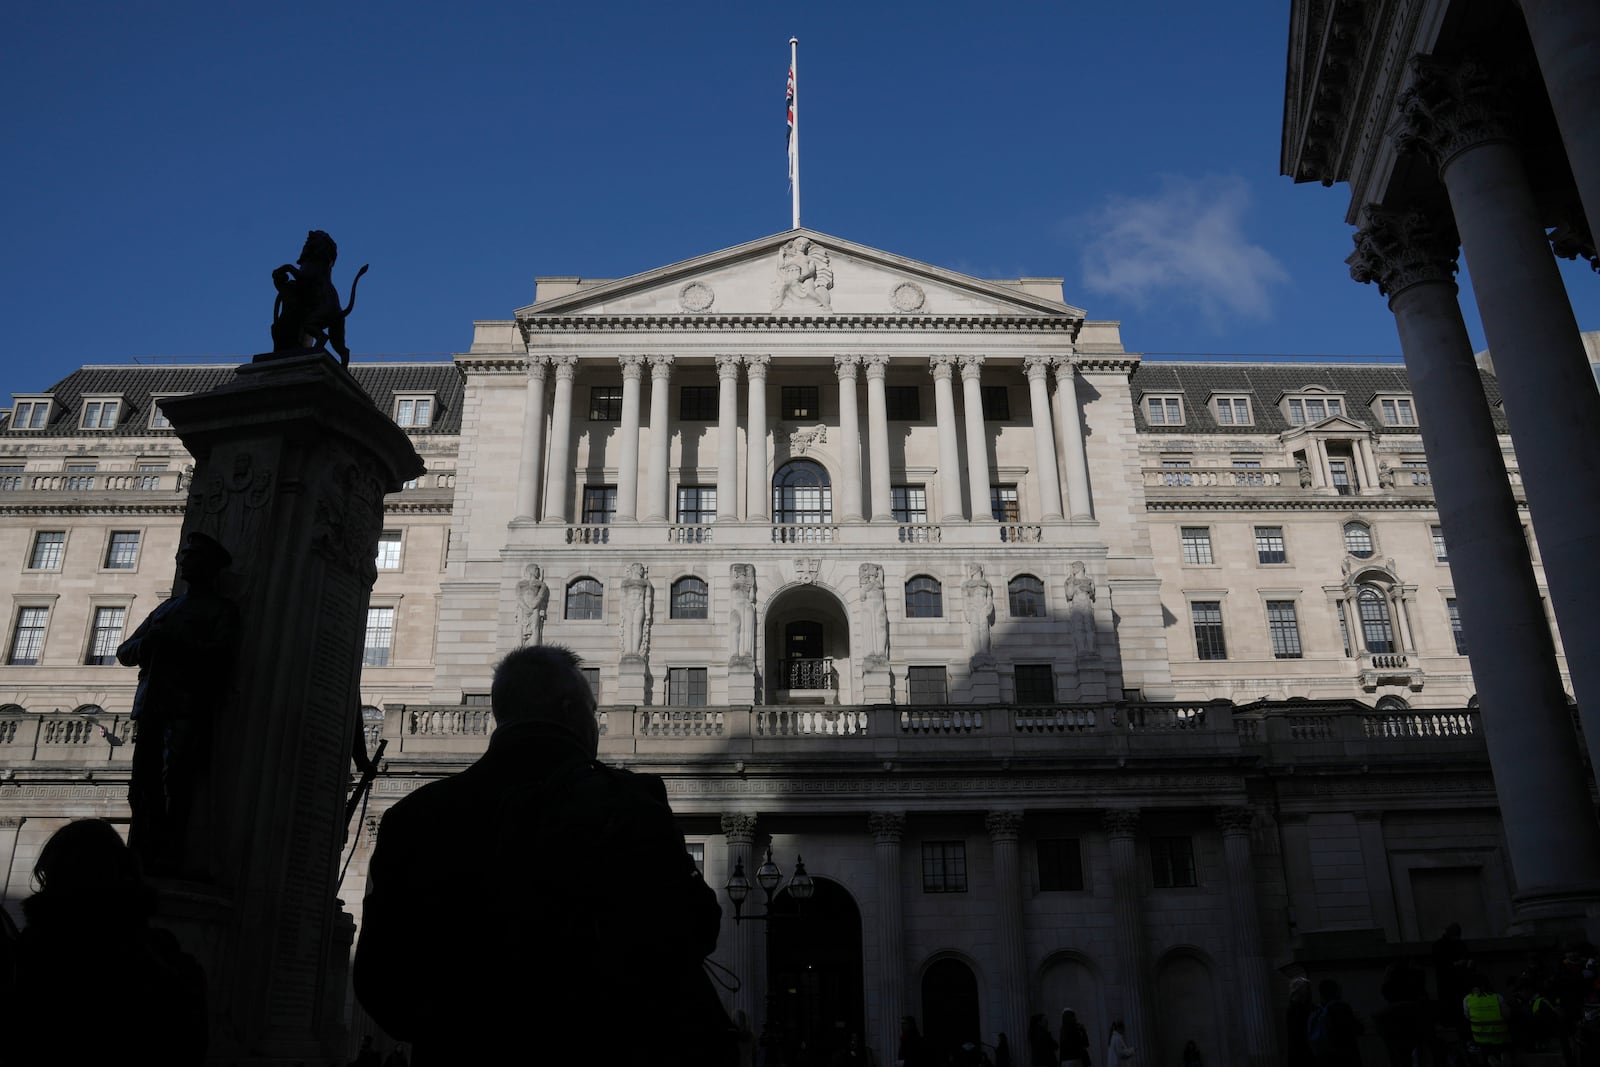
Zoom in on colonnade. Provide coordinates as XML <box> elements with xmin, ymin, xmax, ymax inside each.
<box><xmin>513</xmin><ymin>353</ymin><xmax>1095</xmax><ymax>526</ymax></box>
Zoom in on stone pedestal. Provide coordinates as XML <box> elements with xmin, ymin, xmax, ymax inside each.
<box><xmin>963</xmin><ymin>659</ymin><xmax>999</xmax><ymax>703</ymax></box>
<box><xmin>727</xmin><ymin>660</ymin><xmax>757</xmax><ymax>704</ymax></box>
<box><xmin>158</xmin><ymin>352</ymin><xmax>422</xmax><ymax>1064</ymax></box>
<box><xmin>861</xmin><ymin>659</ymin><xmax>893</xmax><ymax>705</ymax></box>
<box><xmin>1075</xmin><ymin>654</ymin><xmax>1107</xmax><ymax>702</ymax></box>
<box><xmin>617</xmin><ymin>655</ymin><xmax>649</xmax><ymax>705</ymax></box>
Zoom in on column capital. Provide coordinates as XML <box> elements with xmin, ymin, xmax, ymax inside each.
<box><xmin>1215</xmin><ymin>806</ymin><xmax>1255</xmax><ymax>836</ymax></box>
<box><xmin>862</xmin><ymin>355</ymin><xmax>891</xmax><ymax>380</ymax></box>
<box><xmin>618</xmin><ymin>355</ymin><xmax>646</xmax><ymax>380</ymax></box>
<box><xmin>985</xmin><ymin>810</ymin><xmax>1024</xmax><ymax>842</ymax></box>
<box><xmin>550</xmin><ymin>354</ymin><xmax>580</xmax><ymax>381</ymax></box>
<box><xmin>929</xmin><ymin>355</ymin><xmax>958</xmax><ymax>381</ymax></box>
<box><xmin>1101</xmin><ymin>808</ymin><xmax>1141</xmax><ymax>838</ymax></box>
<box><xmin>958</xmin><ymin>355</ymin><xmax>986</xmax><ymax>382</ymax></box>
<box><xmin>1021</xmin><ymin>356</ymin><xmax>1054</xmax><ymax>382</ymax></box>
<box><xmin>647</xmin><ymin>354</ymin><xmax>676</xmax><ymax>379</ymax></box>
<box><xmin>833</xmin><ymin>355</ymin><xmax>861</xmax><ymax>379</ymax></box>
<box><xmin>1051</xmin><ymin>358</ymin><xmax>1080</xmax><ymax>382</ymax></box>
<box><xmin>0</xmin><ymin>816</ymin><xmax>24</xmax><ymax>829</ymax></box>
<box><xmin>715</xmin><ymin>354</ymin><xmax>743</xmax><ymax>379</ymax></box>
<box><xmin>1395</xmin><ymin>54</ymin><xmax>1520</xmax><ymax>171</ymax></box>
<box><xmin>867</xmin><ymin>811</ymin><xmax>906</xmax><ymax>842</ymax></box>
<box><xmin>527</xmin><ymin>356</ymin><xmax>550</xmax><ymax>382</ymax></box>
<box><xmin>1348</xmin><ymin>205</ymin><xmax>1461</xmax><ymax>299</ymax></box>
<box><xmin>721</xmin><ymin>812</ymin><xmax>758</xmax><ymax>843</ymax></box>
<box><xmin>744</xmin><ymin>354</ymin><xmax>772</xmax><ymax>378</ymax></box>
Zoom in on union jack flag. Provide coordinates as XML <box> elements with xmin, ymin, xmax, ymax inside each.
<box><xmin>786</xmin><ymin>61</ymin><xmax>796</xmax><ymax>185</ymax></box>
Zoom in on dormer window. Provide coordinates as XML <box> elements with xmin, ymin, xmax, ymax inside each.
<box><xmin>80</xmin><ymin>398</ymin><xmax>122</xmax><ymax>430</ymax></box>
<box><xmin>148</xmin><ymin>394</ymin><xmax>186</xmax><ymax>430</ymax></box>
<box><xmin>1286</xmin><ymin>394</ymin><xmax>1343</xmax><ymax>425</ymax></box>
<box><xmin>10</xmin><ymin>398</ymin><xmax>51</xmax><ymax>431</ymax></box>
<box><xmin>1211</xmin><ymin>396</ymin><xmax>1252</xmax><ymax>425</ymax></box>
<box><xmin>1146</xmin><ymin>395</ymin><xmax>1184</xmax><ymax>425</ymax></box>
<box><xmin>1376</xmin><ymin>396</ymin><xmax>1417</xmax><ymax>427</ymax></box>
<box><xmin>394</xmin><ymin>395</ymin><xmax>435</xmax><ymax>428</ymax></box>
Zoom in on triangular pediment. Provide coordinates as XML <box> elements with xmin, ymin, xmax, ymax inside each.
<box><xmin>1280</xmin><ymin>413</ymin><xmax>1368</xmax><ymax>439</ymax></box>
<box><xmin>516</xmin><ymin>229</ymin><xmax>1085</xmax><ymax>320</ymax></box>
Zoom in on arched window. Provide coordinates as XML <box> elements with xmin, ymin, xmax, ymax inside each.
<box><xmin>1007</xmin><ymin>574</ymin><xmax>1045</xmax><ymax>617</ymax></box>
<box><xmin>1343</xmin><ymin>521</ymin><xmax>1374</xmax><ymax>559</ymax></box>
<box><xmin>772</xmin><ymin>460</ymin><xmax>832</xmax><ymax>525</ymax></box>
<box><xmin>1375</xmin><ymin>695</ymin><xmax>1409</xmax><ymax>711</ymax></box>
<box><xmin>1357</xmin><ymin>587</ymin><xmax>1394</xmax><ymax>653</ymax></box>
<box><xmin>670</xmin><ymin>576</ymin><xmax>708</xmax><ymax>620</ymax></box>
<box><xmin>905</xmin><ymin>576</ymin><xmax>943</xmax><ymax>618</ymax></box>
<box><xmin>0</xmin><ymin>704</ymin><xmax>25</xmax><ymax>716</ymax></box>
<box><xmin>72</xmin><ymin>704</ymin><xmax>105</xmax><ymax>717</ymax></box>
<box><xmin>565</xmin><ymin>577</ymin><xmax>603</xmax><ymax>620</ymax></box>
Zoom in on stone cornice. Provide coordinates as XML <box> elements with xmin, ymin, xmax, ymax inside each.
<box><xmin>455</xmin><ymin>355</ymin><xmax>527</xmax><ymax>376</ymax></box>
<box><xmin>1144</xmin><ymin>496</ymin><xmax>1460</xmax><ymax>512</ymax></box>
<box><xmin>0</xmin><ymin>502</ymin><xmax>188</xmax><ymax>517</ymax></box>
<box><xmin>518</xmin><ymin>314</ymin><xmax>1080</xmax><ymax>335</ymax></box>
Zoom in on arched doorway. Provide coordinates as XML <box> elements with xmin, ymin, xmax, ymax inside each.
<box><xmin>765</xmin><ymin>584</ymin><xmax>851</xmax><ymax>704</ymax></box>
<box><xmin>768</xmin><ymin>877</ymin><xmax>865</xmax><ymax>1065</ymax></box>
<box><xmin>922</xmin><ymin>957</ymin><xmax>981</xmax><ymax>1063</ymax></box>
<box><xmin>1155</xmin><ymin>949</ymin><xmax>1227</xmax><ymax>1067</ymax></box>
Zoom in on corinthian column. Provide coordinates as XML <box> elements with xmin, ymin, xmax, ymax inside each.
<box><xmin>722</xmin><ymin>813</ymin><xmax>760</xmax><ymax>1039</ymax></box>
<box><xmin>615</xmin><ymin>356</ymin><xmax>645</xmax><ymax>521</ymax></box>
<box><xmin>542</xmin><ymin>355</ymin><xmax>579</xmax><ymax>524</ymax></box>
<box><xmin>930</xmin><ymin>357</ymin><xmax>966</xmax><ymax>521</ymax></box>
<box><xmin>959</xmin><ymin>357</ymin><xmax>993</xmax><ymax>521</ymax></box>
<box><xmin>863</xmin><ymin>356</ymin><xmax>893</xmax><ymax>521</ymax></box>
<box><xmin>1022</xmin><ymin>358</ymin><xmax>1064</xmax><ymax>520</ymax></box>
<box><xmin>1398</xmin><ymin>56</ymin><xmax>1600</xmax><ymax>799</ymax></box>
<box><xmin>835</xmin><ymin>357</ymin><xmax>865</xmax><ymax>521</ymax></box>
<box><xmin>514</xmin><ymin>357</ymin><xmax>549</xmax><ymax>521</ymax></box>
<box><xmin>868</xmin><ymin>812</ymin><xmax>907</xmax><ymax>1067</ymax></box>
<box><xmin>1348</xmin><ymin>206</ymin><xmax>1600</xmax><ymax>916</ymax></box>
<box><xmin>716</xmin><ymin>355</ymin><xmax>743</xmax><ymax>522</ymax></box>
<box><xmin>1053</xmin><ymin>358</ymin><xmax>1094</xmax><ymax>520</ymax></box>
<box><xmin>1103</xmin><ymin>809</ymin><xmax>1153</xmax><ymax>1060</ymax></box>
<box><xmin>986</xmin><ymin>811</ymin><xmax>1030</xmax><ymax>1060</ymax></box>
<box><xmin>643</xmin><ymin>356</ymin><xmax>675</xmax><ymax>522</ymax></box>
<box><xmin>745</xmin><ymin>356</ymin><xmax>771</xmax><ymax>522</ymax></box>
<box><xmin>1216</xmin><ymin>808</ymin><xmax>1277</xmax><ymax>1067</ymax></box>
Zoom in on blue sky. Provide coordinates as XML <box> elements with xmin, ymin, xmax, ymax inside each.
<box><xmin>4</xmin><ymin>2</ymin><xmax>1596</xmax><ymax>391</ymax></box>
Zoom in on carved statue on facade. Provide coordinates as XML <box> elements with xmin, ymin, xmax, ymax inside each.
<box><xmin>269</xmin><ymin>230</ymin><xmax>368</xmax><ymax>366</ymax></box>
<box><xmin>771</xmin><ymin>236</ymin><xmax>834</xmax><ymax>310</ymax></box>
<box><xmin>1377</xmin><ymin>460</ymin><xmax>1396</xmax><ymax>488</ymax></box>
<box><xmin>620</xmin><ymin>563</ymin><xmax>652</xmax><ymax>659</ymax></box>
<box><xmin>962</xmin><ymin>563</ymin><xmax>994</xmax><ymax>662</ymax></box>
<box><xmin>1065</xmin><ymin>561</ymin><xmax>1098</xmax><ymax>658</ymax></box>
<box><xmin>730</xmin><ymin>564</ymin><xmax>757</xmax><ymax>666</ymax></box>
<box><xmin>515</xmin><ymin>564</ymin><xmax>549</xmax><ymax>647</ymax></box>
<box><xmin>859</xmin><ymin>563</ymin><xmax>888</xmax><ymax>661</ymax></box>
<box><xmin>1296</xmin><ymin>460</ymin><xmax>1314</xmax><ymax>488</ymax></box>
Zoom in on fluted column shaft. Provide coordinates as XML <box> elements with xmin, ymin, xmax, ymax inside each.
<box><xmin>930</xmin><ymin>357</ymin><xmax>966</xmax><ymax>521</ymax></box>
<box><xmin>1022</xmin><ymin>358</ymin><xmax>1064</xmax><ymax>519</ymax></box>
<box><xmin>745</xmin><ymin>356</ymin><xmax>771</xmax><ymax>523</ymax></box>
<box><xmin>1053</xmin><ymin>359</ymin><xmax>1094</xmax><ymax>520</ymax></box>
<box><xmin>1103</xmin><ymin>810</ymin><xmax>1153</xmax><ymax>1060</ymax></box>
<box><xmin>722</xmin><ymin>813</ymin><xmax>760</xmax><ymax>1040</ymax></box>
<box><xmin>514</xmin><ymin>358</ymin><xmax>549</xmax><ymax>521</ymax></box>
<box><xmin>615</xmin><ymin>356</ymin><xmax>645</xmax><ymax>521</ymax></box>
<box><xmin>643</xmin><ymin>356</ymin><xmax>674</xmax><ymax>522</ymax></box>
<box><xmin>542</xmin><ymin>356</ymin><xmax>579</xmax><ymax>524</ymax></box>
<box><xmin>1517</xmin><ymin>0</ymin><xmax>1600</xmax><ymax>244</ymax></box>
<box><xmin>864</xmin><ymin>357</ymin><xmax>893</xmax><ymax>521</ymax></box>
<box><xmin>835</xmin><ymin>357</ymin><xmax>865</xmax><ymax>521</ymax></box>
<box><xmin>959</xmin><ymin>357</ymin><xmax>992</xmax><ymax>521</ymax></box>
<box><xmin>1217</xmin><ymin>809</ymin><xmax>1277</xmax><ymax>1067</ymax></box>
<box><xmin>716</xmin><ymin>355</ymin><xmax>742</xmax><ymax>522</ymax></box>
<box><xmin>986</xmin><ymin>812</ymin><xmax>1030</xmax><ymax>1059</ymax></box>
<box><xmin>869</xmin><ymin>813</ymin><xmax>907</xmax><ymax>1067</ymax></box>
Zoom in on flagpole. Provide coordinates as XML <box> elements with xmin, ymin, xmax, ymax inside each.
<box><xmin>790</xmin><ymin>36</ymin><xmax>800</xmax><ymax>230</ymax></box>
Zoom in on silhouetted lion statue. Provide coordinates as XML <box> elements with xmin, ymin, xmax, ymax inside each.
<box><xmin>271</xmin><ymin>230</ymin><xmax>368</xmax><ymax>366</ymax></box>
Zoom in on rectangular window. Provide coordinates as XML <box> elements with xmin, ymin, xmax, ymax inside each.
<box><xmin>781</xmin><ymin>386</ymin><xmax>819</xmax><ymax>420</ymax></box>
<box><xmin>679</xmin><ymin>386</ymin><xmax>718</xmax><ymax>421</ymax></box>
<box><xmin>1037</xmin><ymin>838</ymin><xmax>1085</xmax><ymax>892</ymax></box>
<box><xmin>1180</xmin><ymin>527</ymin><xmax>1214</xmax><ymax>565</ymax></box>
<box><xmin>1288</xmin><ymin>399</ymin><xmax>1305</xmax><ymax>425</ymax></box>
<box><xmin>64</xmin><ymin>464</ymin><xmax>96</xmax><ymax>491</ymax></box>
<box><xmin>1160</xmin><ymin>458</ymin><xmax>1193</xmax><ymax>486</ymax></box>
<box><xmin>1147</xmin><ymin>396</ymin><xmax>1182</xmax><ymax>425</ymax></box>
<box><xmin>148</xmin><ymin>400</ymin><xmax>175</xmax><ymax>430</ymax></box>
<box><xmin>375</xmin><ymin>530</ymin><xmax>403</xmax><ymax>570</ymax></box>
<box><xmin>921</xmin><ymin>841</ymin><xmax>968</xmax><ymax>893</ymax></box>
<box><xmin>104</xmin><ymin>531</ymin><xmax>140</xmax><ymax>570</ymax></box>
<box><xmin>86</xmin><ymin>606</ymin><xmax>127</xmax><ymax>666</ymax></box>
<box><xmin>1151</xmin><ymin>836</ymin><xmax>1197</xmax><ymax>888</ymax></box>
<box><xmin>363</xmin><ymin>607</ymin><xmax>395</xmax><ymax>667</ymax></box>
<box><xmin>1213</xmin><ymin>397</ymin><xmax>1251</xmax><ymax>425</ymax></box>
<box><xmin>462</xmin><ymin>692</ymin><xmax>492</xmax><ymax>707</ymax></box>
<box><xmin>588</xmin><ymin>386</ymin><xmax>623</xmax><ymax>421</ymax></box>
<box><xmin>885</xmin><ymin>386</ymin><xmax>921</xmax><ymax>421</ymax></box>
<box><xmin>11</xmin><ymin>400</ymin><xmax>50</xmax><ymax>430</ymax></box>
<box><xmin>1328</xmin><ymin>458</ymin><xmax>1354</xmax><ymax>495</ymax></box>
<box><xmin>133</xmin><ymin>463</ymin><xmax>166</xmax><ymax>491</ymax></box>
<box><xmin>8</xmin><ymin>607</ymin><xmax>48</xmax><ymax>665</ymax></box>
<box><xmin>1448</xmin><ymin>598</ymin><xmax>1467</xmax><ymax>656</ymax></box>
<box><xmin>29</xmin><ymin>531</ymin><xmax>66</xmax><ymax>570</ymax></box>
<box><xmin>0</xmin><ymin>464</ymin><xmax>23</xmax><ymax>491</ymax></box>
<box><xmin>1232</xmin><ymin>458</ymin><xmax>1265</xmax><ymax>486</ymax></box>
<box><xmin>80</xmin><ymin>400</ymin><xmax>120</xmax><ymax>430</ymax></box>
<box><xmin>1402</xmin><ymin>459</ymin><xmax>1430</xmax><ymax>486</ymax></box>
<box><xmin>686</xmin><ymin>842</ymin><xmax>706</xmax><ymax>877</ymax></box>
<box><xmin>394</xmin><ymin>396</ymin><xmax>434</xmax><ymax>428</ymax></box>
<box><xmin>1254</xmin><ymin>526</ymin><xmax>1286</xmax><ymax>565</ymax></box>
<box><xmin>1432</xmin><ymin>525</ymin><xmax>1449</xmax><ymax>563</ymax></box>
<box><xmin>990</xmin><ymin>485</ymin><xmax>1019</xmax><ymax>524</ymax></box>
<box><xmin>1380</xmin><ymin>398</ymin><xmax>1417</xmax><ymax>426</ymax></box>
<box><xmin>1191</xmin><ymin>601</ymin><xmax>1227</xmax><ymax>660</ymax></box>
<box><xmin>980</xmin><ymin>385</ymin><xmax>1010</xmax><ymax>421</ymax></box>
<box><xmin>1339</xmin><ymin>609</ymin><xmax>1353</xmax><ymax>658</ymax></box>
<box><xmin>908</xmin><ymin>666</ymin><xmax>948</xmax><ymax>705</ymax></box>
<box><xmin>676</xmin><ymin>486</ymin><xmax>717</xmax><ymax>525</ymax></box>
<box><xmin>582</xmin><ymin>485</ymin><xmax>618</xmax><ymax>525</ymax></box>
<box><xmin>667</xmin><ymin>667</ymin><xmax>707</xmax><ymax>707</ymax></box>
<box><xmin>581</xmin><ymin>667</ymin><xmax>600</xmax><ymax>703</ymax></box>
<box><xmin>1013</xmin><ymin>664</ymin><xmax>1055</xmax><ymax>705</ymax></box>
<box><xmin>891</xmin><ymin>485</ymin><xmax>928</xmax><ymax>524</ymax></box>
<box><xmin>1267</xmin><ymin>601</ymin><xmax>1304</xmax><ymax>659</ymax></box>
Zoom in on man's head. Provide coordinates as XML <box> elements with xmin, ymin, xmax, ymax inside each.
<box><xmin>176</xmin><ymin>531</ymin><xmax>231</xmax><ymax>585</ymax></box>
<box><xmin>1319</xmin><ymin>978</ymin><xmax>1342</xmax><ymax>1003</ymax></box>
<box><xmin>490</xmin><ymin>645</ymin><xmax>598</xmax><ymax>754</ymax></box>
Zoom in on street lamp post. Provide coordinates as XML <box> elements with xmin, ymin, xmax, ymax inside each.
<box><xmin>724</xmin><ymin>846</ymin><xmax>815</xmax><ymax>1059</ymax></box>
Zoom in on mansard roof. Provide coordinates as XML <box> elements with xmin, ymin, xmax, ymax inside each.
<box><xmin>4</xmin><ymin>360</ymin><xmax>463</xmax><ymax>436</ymax></box>
<box><xmin>1129</xmin><ymin>361</ymin><xmax>1509</xmax><ymax>435</ymax></box>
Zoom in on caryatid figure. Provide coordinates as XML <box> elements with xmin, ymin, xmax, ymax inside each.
<box><xmin>860</xmin><ymin>563</ymin><xmax>889</xmax><ymax>662</ymax></box>
<box><xmin>515</xmin><ymin>564</ymin><xmax>549</xmax><ymax>647</ymax></box>
<box><xmin>730</xmin><ymin>564</ymin><xmax>757</xmax><ymax>665</ymax></box>
<box><xmin>962</xmin><ymin>563</ymin><xmax>994</xmax><ymax>662</ymax></box>
<box><xmin>620</xmin><ymin>563</ymin><xmax>652</xmax><ymax>659</ymax></box>
<box><xmin>1064</xmin><ymin>561</ymin><xmax>1098</xmax><ymax>658</ymax></box>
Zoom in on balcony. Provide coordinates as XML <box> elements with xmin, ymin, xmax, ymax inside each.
<box><xmin>524</xmin><ymin>519</ymin><xmax>1073</xmax><ymax>549</ymax></box>
<box><xmin>775</xmin><ymin>657</ymin><xmax>836</xmax><ymax>705</ymax></box>
<box><xmin>1357</xmin><ymin>652</ymin><xmax>1424</xmax><ymax>692</ymax></box>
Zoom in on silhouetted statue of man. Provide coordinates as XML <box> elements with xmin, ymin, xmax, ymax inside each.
<box><xmin>116</xmin><ymin>532</ymin><xmax>240</xmax><ymax>877</ymax></box>
<box><xmin>355</xmin><ymin>646</ymin><xmax>729</xmax><ymax>1067</ymax></box>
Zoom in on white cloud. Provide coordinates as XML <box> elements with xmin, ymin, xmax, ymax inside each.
<box><xmin>1077</xmin><ymin>175</ymin><xmax>1289</xmax><ymax>324</ymax></box>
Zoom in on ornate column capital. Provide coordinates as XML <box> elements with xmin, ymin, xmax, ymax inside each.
<box><xmin>721</xmin><ymin>812</ymin><xmax>758</xmax><ymax>843</ymax></box>
<box><xmin>0</xmin><ymin>816</ymin><xmax>24</xmax><ymax>829</ymax></box>
<box><xmin>958</xmin><ymin>355</ymin><xmax>986</xmax><ymax>382</ymax></box>
<box><xmin>1215</xmin><ymin>806</ymin><xmax>1255</xmax><ymax>836</ymax></box>
<box><xmin>715</xmin><ymin>354</ymin><xmax>743</xmax><ymax>380</ymax></box>
<box><xmin>1348</xmin><ymin>205</ymin><xmax>1461</xmax><ymax>298</ymax></box>
<box><xmin>867</xmin><ymin>811</ymin><xmax>906</xmax><ymax>843</ymax></box>
<box><xmin>1022</xmin><ymin>356</ymin><xmax>1054</xmax><ymax>383</ymax></box>
<box><xmin>833</xmin><ymin>355</ymin><xmax>861</xmax><ymax>380</ymax></box>
<box><xmin>618</xmin><ymin>355</ymin><xmax>646</xmax><ymax>380</ymax></box>
<box><xmin>1052</xmin><ymin>357</ymin><xmax>1080</xmax><ymax>383</ymax></box>
<box><xmin>527</xmin><ymin>356</ymin><xmax>550</xmax><ymax>383</ymax></box>
<box><xmin>550</xmin><ymin>354</ymin><xmax>580</xmax><ymax>381</ymax></box>
<box><xmin>928</xmin><ymin>355</ymin><xmax>958</xmax><ymax>381</ymax></box>
<box><xmin>1101</xmin><ymin>808</ymin><xmax>1141</xmax><ymax>838</ymax></box>
<box><xmin>985</xmin><ymin>810</ymin><xmax>1024</xmax><ymax>842</ymax></box>
<box><xmin>862</xmin><ymin>355</ymin><xmax>891</xmax><ymax>380</ymax></box>
<box><xmin>744</xmin><ymin>354</ymin><xmax>772</xmax><ymax>378</ymax></box>
<box><xmin>1394</xmin><ymin>54</ymin><xmax>1520</xmax><ymax>171</ymax></box>
<box><xmin>647</xmin><ymin>354</ymin><xmax>676</xmax><ymax>379</ymax></box>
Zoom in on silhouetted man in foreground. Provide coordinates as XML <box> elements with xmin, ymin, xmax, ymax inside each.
<box><xmin>355</xmin><ymin>646</ymin><xmax>728</xmax><ymax>1066</ymax></box>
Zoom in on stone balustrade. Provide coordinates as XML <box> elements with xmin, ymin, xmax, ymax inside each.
<box><xmin>1143</xmin><ymin>467</ymin><xmax>1294</xmax><ymax>488</ymax></box>
<box><xmin>19</xmin><ymin>472</ymin><xmax>185</xmax><ymax>494</ymax></box>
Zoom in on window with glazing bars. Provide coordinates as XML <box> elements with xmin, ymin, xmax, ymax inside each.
<box><xmin>908</xmin><ymin>666</ymin><xmax>947</xmax><ymax>705</ymax></box>
<box><xmin>670</xmin><ymin>577</ymin><xmax>708</xmax><ymax>619</ymax></box>
<box><xmin>891</xmin><ymin>485</ymin><xmax>927</xmax><ymax>523</ymax></box>
<box><xmin>588</xmin><ymin>386</ymin><xmax>623</xmax><ymax>421</ymax></box>
<box><xmin>1431</xmin><ymin>525</ymin><xmax>1448</xmax><ymax>562</ymax></box>
<box><xmin>64</xmin><ymin>465</ymin><xmax>95</xmax><ymax>491</ymax></box>
<box><xmin>104</xmin><ymin>531</ymin><xmax>140</xmax><ymax>570</ymax></box>
<box><xmin>990</xmin><ymin>485</ymin><xmax>1019</xmax><ymax>523</ymax></box>
<box><xmin>395</xmin><ymin>397</ymin><xmax>433</xmax><ymax>428</ymax></box>
<box><xmin>1150</xmin><ymin>836</ymin><xmax>1197</xmax><ymax>888</ymax></box>
<box><xmin>667</xmin><ymin>667</ymin><xmax>707</xmax><ymax>706</ymax></box>
<box><xmin>565</xmin><ymin>578</ymin><xmax>603</xmax><ymax>620</ymax></box>
<box><xmin>921</xmin><ymin>841</ymin><xmax>968</xmax><ymax>893</ymax></box>
<box><xmin>675</xmin><ymin>486</ymin><xmax>716</xmax><ymax>525</ymax></box>
<box><xmin>29</xmin><ymin>531</ymin><xmax>65</xmax><ymax>570</ymax></box>
<box><xmin>374</xmin><ymin>530</ymin><xmax>402</xmax><ymax>570</ymax></box>
<box><xmin>1037</xmin><ymin>838</ymin><xmax>1084</xmax><ymax>891</ymax></box>
<box><xmin>1448</xmin><ymin>598</ymin><xmax>1467</xmax><ymax>655</ymax></box>
<box><xmin>1380</xmin><ymin>398</ymin><xmax>1416</xmax><ymax>425</ymax></box>
<box><xmin>1191</xmin><ymin>601</ymin><xmax>1226</xmax><ymax>660</ymax></box>
<box><xmin>980</xmin><ymin>385</ymin><xmax>1010</xmax><ymax>420</ymax></box>
<box><xmin>11</xmin><ymin>401</ymin><xmax>50</xmax><ymax>430</ymax></box>
<box><xmin>1358</xmin><ymin>588</ymin><xmax>1395</xmax><ymax>653</ymax></box>
<box><xmin>679</xmin><ymin>386</ymin><xmax>718</xmax><ymax>421</ymax></box>
<box><xmin>781</xmin><ymin>386</ymin><xmax>819</xmax><ymax>419</ymax></box>
<box><xmin>905</xmin><ymin>576</ymin><xmax>943</xmax><ymax>618</ymax></box>
<box><xmin>362</xmin><ymin>607</ymin><xmax>395</xmax><ymax>667</ymax></box>
<box><xmin>1254</xmin><ymin>526</ymin><xmax>1286</xmax><ymax>564</ymax></box>
<box><xmin>8</xmin><ymin>607</ymin><xmax>48</xmax><ymax>665</ymax></box>
<box><xmin>582</xmin><ymin>485</ymin><xmax>617</xmax><ymax>525</ymax></box>
<box><xmin>86</xmin><ymin>607</ymin><xmax>127</xmax><ymax>665</ymax></box>
<box><xmin>1013</xmin><ymin>664</ymin><xmax>1055</xmax><ymax>704</ymax></box>
<box><xmin>81</xmin><ymin>400</ymin><xmax>120</xmax><ymax>429</ymax></box>
<box><xmin>0</xmin><ymin>465</ymin><xmax>23</xmax><ymax>490</ymax></box>
<box><xmin>1213</xmin><ymin>397</ymin><xmax>1250</xmax><ymax>424</ymax></box>
<box><xmin>1266</xmin><ymin>601</ymin><xmax>1303</xmax><ymax>659</ymax></box>
<box><xmin>885</xmin><ymin>386</ymin><xmax>921</xmax><ymax>421</ymax></box>
<box><xmin>1181</xmin><ymin>527</ymin><xmax>1214</xmax><ymax>565</ymax></box>
<box><xmin>1147</xmin><ymin>396</ymin><xmax>1182</xmax><ymax>425</ymax></box>
<box><xmin>1008</xmin><ymin>575</ymin><xmax>1045</xmax><ymax>617</ymax></box>
<box><xmin>1344</xmin><ymin>522</ymin><xmax>1374</xmax><ymax>558</ymax></box>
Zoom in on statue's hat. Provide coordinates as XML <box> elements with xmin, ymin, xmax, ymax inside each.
<box><xmin>180</xmin><ymin>531</ymin><xmax>232</xmax><ymax>569</ymax></box>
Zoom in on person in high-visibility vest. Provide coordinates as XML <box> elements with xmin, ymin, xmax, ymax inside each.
<box><xmin>1462</xmin><ymin>976</ymin><xmax>1513</xmax><ymax>1062</ymax></box>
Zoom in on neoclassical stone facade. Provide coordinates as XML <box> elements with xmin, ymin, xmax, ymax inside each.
<box><xmin>0</xmin><ymin>231</ymin><xmax>1587</xmax><ymax>1066</ymax></box>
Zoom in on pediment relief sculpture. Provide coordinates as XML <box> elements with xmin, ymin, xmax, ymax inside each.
<box><xmin>771</xmin><ymin>236</ymin><xmax>834</xmax><ymax>310</ymax></box>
